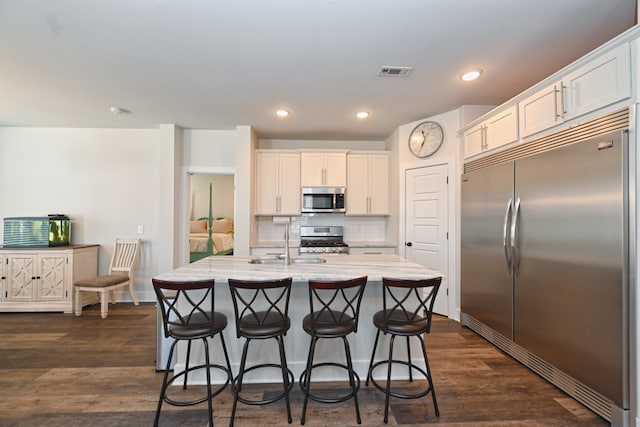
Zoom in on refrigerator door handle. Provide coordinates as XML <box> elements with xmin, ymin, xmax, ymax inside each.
<box><xmin>510</xmin><ymin>197</ymin><xmax>521</xmax><ymax>274</ymax></box>
<box><xmin>503</xmin><ymin>198</ymin><xmax>513</xmax><ymax>272</ymax></box>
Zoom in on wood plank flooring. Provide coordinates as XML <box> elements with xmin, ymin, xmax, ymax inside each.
<box><xmin>0</xmin><ymin>303</ymin><xmax>607</xmax><ymax>426</ymax></box>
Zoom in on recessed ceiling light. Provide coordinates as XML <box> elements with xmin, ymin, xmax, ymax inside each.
<box><xmin>276</xmin><ymin>109</ymin><xmax>290</xmax><ymax>118</ymax></box>
<box><xmin>460</xmin><ymin>69</ymin><xmax>483</xmax><ymax>82</ymax></box>
<box><xmin>109</xmin><ymin>106</ymin><xmax>130</xmax><ymax>115</ymax></box>
<box><xmin>356</xmin><ymin>111</ymin><xmax>369</xmax><ymax>119</ymax></box>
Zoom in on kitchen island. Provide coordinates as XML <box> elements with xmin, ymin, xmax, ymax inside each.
<box><xmin>154</xmin><ymin>254</ymin><xmax>442</xmax><ymax>384</ymax></box>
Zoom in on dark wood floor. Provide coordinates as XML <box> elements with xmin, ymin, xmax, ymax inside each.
<box><xmin>0</xmin><ymin>303</ymin><xmax>607</xmax><ymax>426</ymax></box>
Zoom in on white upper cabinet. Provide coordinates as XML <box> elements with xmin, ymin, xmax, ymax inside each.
<box><xmin>464</xmin><ymin>105</ymin><xmax>518</xmax><ymax>158</ymax></box>
<box><xmin>518</xmin><ymin>80</ymin><xmax>564</xmax><ymax>138</ymax></box>
<box><xmin>563</xmin><ymin>43</ymin><xmax>631</xmax><ymax>118</ymax></box>
<box><xmin>520</xmin><ymin>43</ymin><xmax>631</xmax><ymax>138</ymax></box>
<box><xmin>463</xmin><ymin>123</ymin><xmax>486</xmax><ymax>159</ymax></box>
<box><xmin>255</xmin><ymin>150</ymin><xmax>301</xmax><ymax>216</ymax></box>
<box><xmin>346</xmin><ymin>152</ymin><xmax>389</xmax><ymax>215</ymax></box>
<box><xmin>300</xmin><ymin>151</ymin><xmax>347</xmax><ymax>186</ymax></box>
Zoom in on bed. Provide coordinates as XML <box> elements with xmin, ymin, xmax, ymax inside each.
<box><xmin>189</xmin><ymin>217</ymin><xmax>234</xmax><ymax>262</ymax></box>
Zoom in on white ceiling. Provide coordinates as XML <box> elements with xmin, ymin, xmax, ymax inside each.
<box><xmin>0</xmin><ymin>0</ymin><xmax>637</xmax><ymax>140</ymax></box>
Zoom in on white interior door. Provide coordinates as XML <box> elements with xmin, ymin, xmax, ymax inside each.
<box><xmin>405</xmin><ymin>164</ymin><xmax>449</xmax><ymax>315</ymax></box>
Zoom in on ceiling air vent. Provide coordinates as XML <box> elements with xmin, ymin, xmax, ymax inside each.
<box><xmin>377</xmin><ymin>66</ymin><xmax>413</xmax><ymax>77</ymax></box>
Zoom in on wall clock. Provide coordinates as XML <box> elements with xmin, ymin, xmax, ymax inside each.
<box><xmin>408</xmin><ymin>121</ymin><xmax>444</xmax><ymax>158</ymax></box>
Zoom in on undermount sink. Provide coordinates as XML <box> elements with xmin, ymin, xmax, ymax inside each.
<box><xmin>248</xmin><ymin>256</ymin><xmax>326</xmax><ymax>264</ymax></box>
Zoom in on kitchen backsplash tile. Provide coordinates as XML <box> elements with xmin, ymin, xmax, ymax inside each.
<box><xmin>256</xmin><ymin>215</ymin><xmax>386</xmax><ymax>243</ymax></box>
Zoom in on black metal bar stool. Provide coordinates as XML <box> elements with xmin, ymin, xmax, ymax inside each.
<box><xmin>152</xmin><ymin>278</ymin><xmax>232</xmax><ymax>427</ymax></box>
<box><xmin>227</xmin><ymin>277</ymin><xmax>294</xmax><ymax>426</ymax></box>
<box><xmin>299</xmin><ymin>276</ymin><xmax>368</xmax><ymax>425</ymax></box>
<box><xmin>365</xmin><ymin>276</ymin><xmax>442</xmax><ymax>423</ymax></box>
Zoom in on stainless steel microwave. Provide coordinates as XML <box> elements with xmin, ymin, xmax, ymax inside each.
<box><xmin>301</xmin><ymin>186</ymin><xmax>346</xmax><ymax>213</ymax></box>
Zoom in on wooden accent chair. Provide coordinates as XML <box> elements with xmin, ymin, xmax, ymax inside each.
<box><xmin>74</xmin><ymin>238</ymin><xmax>141</xmax><ymax>318</ymax></box>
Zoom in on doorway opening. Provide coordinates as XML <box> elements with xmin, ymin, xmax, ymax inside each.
<box><xmin>187</xmin><ymin>173</ymin><xmax>235</xmax><ymax>263</ymax></box>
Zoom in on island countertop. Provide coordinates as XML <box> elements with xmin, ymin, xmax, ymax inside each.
<box><xmin>155</xmin><ymin>254</ymin><xmax>442</xmax><ymax>385</ymax></box>
<box><xmin>154</xmin><ymin>253</ymin><xmax>441</xmax><ymax>282</ymax></box>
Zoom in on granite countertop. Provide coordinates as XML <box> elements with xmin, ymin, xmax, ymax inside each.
<box><xmin>155</xmin><ymin>254</ymin><xmax>441</xmax><ymax>282</ymax></box>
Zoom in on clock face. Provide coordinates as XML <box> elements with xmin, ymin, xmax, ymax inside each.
<box><xmin>408</xmin><ymin>121</ymin><xmax>444</xmax><ymax>158</ymax></box>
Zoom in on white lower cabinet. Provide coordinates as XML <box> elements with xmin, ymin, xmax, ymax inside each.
<box><xmin>0</xmin><ymin>245</ymin><xmax>98</xmax><ymax>313</ymax></box>
<box><xmin>0</xmin><ymin>254</ymin><xmax>5</xmax><ymax>301</ymax></box>
<box><xmin>348</xmin><ymin>247</ymin><xmax>396</xmax><ymax>255</ymax></box>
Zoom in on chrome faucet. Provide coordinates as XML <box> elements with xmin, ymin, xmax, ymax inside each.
<box><xmin>283</xmin><ymin>222</ymin><xmax>291</xmax><ymax>265</ymax></box>
<box><xmin>284</xmin><ymin>223</ymin><xmax>291</xmax><ymax>265</ymax></box>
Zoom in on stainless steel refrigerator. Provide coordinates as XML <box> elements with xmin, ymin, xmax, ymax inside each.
<box><xmin>461</xmin><ymin>125</ymin><xmax>629</xmax><ymax>422</ymax></box>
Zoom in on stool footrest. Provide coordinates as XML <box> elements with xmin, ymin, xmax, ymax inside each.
<box><xmin>299</xmin><ymin>362</ymin><xmax>361</xmax><ymax>404</ymax></box>
<box><xmin>368</xmin><ymin>359</ymin><xmax>433</xmax><ymax>400</ymax></box>
<box><xmin>163</xmin><ymin>363</ymin><xmax>231</xmax><ymax>407</ymax></box>
<box><xmin>232</xmin><ymin>363</ymin><xmax>294</xmax><ymax>406</ymax></box>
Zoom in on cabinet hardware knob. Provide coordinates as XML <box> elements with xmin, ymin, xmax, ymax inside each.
<box><xmin>406</xmin><ymin>242</ymin><xmax>413</xmax><ymax>247</ymax></box>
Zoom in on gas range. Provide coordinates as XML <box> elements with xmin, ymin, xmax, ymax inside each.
<box><xmin>299</xmin><ymin>226</ymin><xmax>349</xmax><ymax>255</ymax></box>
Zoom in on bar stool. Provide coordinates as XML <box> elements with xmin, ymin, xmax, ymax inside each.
<box><xmin>152</xmin><ymin>278</ymin><xmax>232</xmax><ymax>427</ymax></box>
<box><xmin>299</xmin><ymin>276</ymin><xmax>368</xmax><ymax>425</ymax></box>
<box><xmin>227</xmin><ymin>277</ymin><xmax>294</xmax><ymax>426</ymax></box>
<box><xmin>365</xmin><ymin>276</ymin><xmax>442</xmax><ymax>423</ymax></box>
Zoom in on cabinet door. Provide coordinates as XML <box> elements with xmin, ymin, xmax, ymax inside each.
<box><xmin>301</xmin><ymin>152</ymin><xmax>346</xmax><ymax>186</ymax></box>
<box><xmin>346</xmin><ymin>154</ymin><xmax>369</xmax><ymax>215</ymax></box>
<box><xmin>7</xmin><ymin>255</ymin><xmax>36</xmax><ymax>301</ymax></box>
<box><xmin>324</xmin><ymin>153</ymin><xmax>347</xmax><ymax>186</ymax></box>
<box><xmin>300</xmin><ymin>152</ymin><xmax>325</xmax><ymax>186</ymax></box>
<box><xmin>0</xmin><ymin>254</ymin><xmax>5</xmax><ymax>301</ymax></box>
<box><xmin>346</xmin><ymin>153</ymin><xmax>389</xmax><ymax>215</ymax></box>
<box><xmin>368</xmin><ymin>154</ymin><xmax>389</xmax><ymax>215</ymax></box>
<box><xmin>255</xmin><ymin>152</ymin><xmax>280</xmax><ymax>215</ymax></box>
<box><xmin>564</xmin><ymin>43</ymin><xmax>631</xmax><ymax>119</ymax></box>
<box><xmin>485</xmin><ymin>105</ymin><xmax>518</xmax><ymax>150</ymax></box>
<box><xmin>519</xmin><ymin>81</ymin><xmax>563</xmax><ymax>137</ymax></box>
<box><xmin>349</xmin><ymin>247</ymin><xmax>396</xmax><ymax>255</ymax></box>
<box><xmin>37</xmin><ymin>254</ymin><xmax>67</xmax><ymax>301</ymax></box>
<box><xmin>463</xmin><ymin>123</ymin><xmax>485</xmax><ymax>158</ymax></box>
<box><xmin>277</xmin><ymin>153</ymin><xmax>301</xmax><ymax>215</ymax></box>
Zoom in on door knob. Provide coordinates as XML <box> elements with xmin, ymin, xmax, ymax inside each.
<box><xmin>406</xmin><ymin>242</ymin><xmax>412</xmax><ymax>247</ymax></box>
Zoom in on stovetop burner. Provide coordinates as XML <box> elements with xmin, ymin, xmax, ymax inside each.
<box><xmin>299</xmin><ymin>226</ymin><xmax>349</xmax><ymax>254</ymax></box>
<box><xmin>300</xmin><ymin>240</ymin><xmax>348</xmax><ymax>247</ymax></box>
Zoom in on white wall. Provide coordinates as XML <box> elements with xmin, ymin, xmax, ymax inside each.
<box><xmin>183</xmin><ymin>129</ymin><xmax>237</xmax><ymax>167</ymax></box>
<box><xmin>0</xmin><ymin>127</ymin><xmax>162</xmax><ymax>301</ymax></box>
<box><xmin>393</xmin><ymin>106</ymin><xmax>497</xmax><ymax>319</ymax></box>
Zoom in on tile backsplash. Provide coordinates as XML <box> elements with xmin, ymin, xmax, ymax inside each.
<box><xmin>256</xmin><ymin>214</ymin><xmax>387</xmax><ymax>243</ymax></box>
